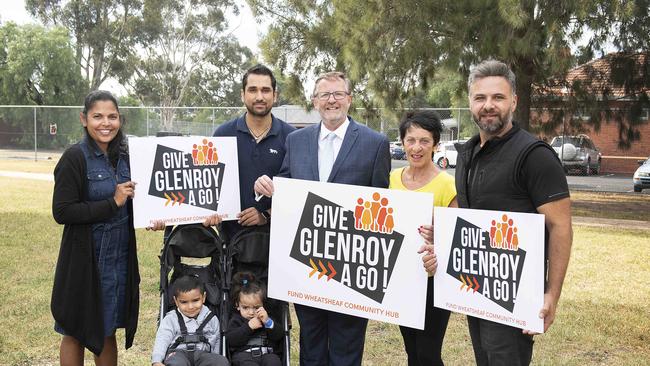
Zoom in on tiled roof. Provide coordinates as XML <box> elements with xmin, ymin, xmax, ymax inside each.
<box><xmin>536</xmin><ymin>52</ymin><xmax>650</xmax><ymax>99</ymax></box>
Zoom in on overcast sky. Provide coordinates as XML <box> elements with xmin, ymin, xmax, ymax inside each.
<box><xmin>1</xmin><ymin>0</ymin><xmax>265</xmax><ymax>95</ymax></box>
<box><xmin>1</xmin><ymin>0</ymin><xmax>262</xmax><ymax>51</ymax></box>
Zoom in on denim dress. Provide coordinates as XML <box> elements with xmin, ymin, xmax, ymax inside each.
<box><xmin>81</xmin><ymin>138</ymin><xmax>130</xmax><ymax>336</ymax></box>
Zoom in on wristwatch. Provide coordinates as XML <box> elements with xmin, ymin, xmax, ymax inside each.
<box><xmin>260</xmin><ymin>210</ymin><xmax>271</xmax><ymax>222</ymax></box>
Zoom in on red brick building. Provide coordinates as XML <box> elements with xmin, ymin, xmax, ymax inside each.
<box><xmin>532</xmin><ymin>52</ymin><xmax>650</xmax><ymax>174</ymax></box>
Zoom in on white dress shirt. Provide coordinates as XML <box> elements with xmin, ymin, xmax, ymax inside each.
<box><xmin>318</xmin><ymin>118</ymin><xmax>350</xmax><ymax>181</ymax></box>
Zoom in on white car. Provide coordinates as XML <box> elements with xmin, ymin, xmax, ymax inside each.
<box><xmin>633</xmin><ymin>156</ymin><xmax>650</xmax><ymax>192</ymax></box>
<box><xmin>433</xmin><ymin>141</ymin><xmax>465</xmax><ymax>168</ymax></box>
<box><xmin>550</xmin><ymin>135</ymin><xmax>602</xmax><ymax>175</ymax></box>
<box><xmin>389</xmin><ymin>141</ymin><xmax>405</xmax><ymax>160</ymax></box>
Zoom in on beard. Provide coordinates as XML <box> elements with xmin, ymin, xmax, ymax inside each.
<box><xmin>245</xmin><ymin>101</ymin><xmax>272</xmax><ymax>117</ymax></box>
<box><xmin>471</xmin><ymin>108</ymin><xmax>513</xmax><ymax>135</ymax></box>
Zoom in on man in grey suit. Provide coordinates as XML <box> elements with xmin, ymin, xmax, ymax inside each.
<box><xmin>254</xmin><ymin>71</ymin><xmax>391</xmax><ymax>366</ymax></box>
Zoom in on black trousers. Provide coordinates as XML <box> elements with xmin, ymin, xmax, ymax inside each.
<box><xmin>399</xmin><ymin>277</ymin><xmax>451</xmax><ymax>366</ymax></box>
<box><xmin>467</xmin><ymin>316</ymin><xmax>534</xmax><ymax>366</ymax></box>
<box><xmin>231</xmin><ymin>350</ymin><xmax>281</xmax><ymax>366</ymax></box>
<box><xmin>295</xmin><ymin>303</ymin><xmax>368</xmax><ymax>366</ymax></box>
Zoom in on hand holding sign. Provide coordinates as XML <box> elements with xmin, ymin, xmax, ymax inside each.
<box><xmin>114</xmin><ymin>181</ymin><xmax>136</xmax><ymax>207</ymax></box>
<box><xmin>254</xmin><ymin>175</ymin><xmax>275</xmax><ymax>198</ymax></box>
<box><xmin>418</xmin><ymin>245</ymin><xmax>438</xmax><ymax>275</ymax></box>
<box><xmin>203</xmin><ymin>214</ymin><xmax>223</xmax><ymax>227</ymax></box>
<box><xmin>523</xmin><ymin>292</ymin><xmax>557</xmax><ymax>335</ymax></box>
<box><xmin>145</xmin><ymin>219</ymin><xmax>166</xmax><ymax>231</ymax></box>
<box><xmin>418</xmin><ymin>224</ymin><xmax>433</xmax><ymax>245</ymax></box>
<box><xmin>238</xmin><ymin>207</ymin><xmax>268</xmax><ymax>226</ymax></box>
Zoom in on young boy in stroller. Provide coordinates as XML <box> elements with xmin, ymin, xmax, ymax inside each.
<box><xmin>153</xmin><ymin>220</ymin><xmax>290</xmax><ymax>365</ymax></box>
<box><xmin>226</xmin><ymin>271</ymin><xmax>283</xmax><ymax>366</ymax></box>
<box><xmin>152</xmin><ymin>275</ymin><xmax>229</xmax><ymax>366</ymax></box>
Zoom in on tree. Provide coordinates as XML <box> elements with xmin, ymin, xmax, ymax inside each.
<box><xmin>0</xmin><ymin>23</ymin><xmax>84</xmax><ymax>105</ymax></box>
<box><xmin>248</xmin><ymin>0</ymin><xmax>649</xmax><ymax>145</ymax></box>
<box><xmin>26</xmin><ymin>0</ymin><xmax>143</xmax><ymax>92</ymax></box>
<box><xmin>0</xmin><ymin>22</ymin><xmax>86</xmax><ymax>148</ymax></box>
<box><xmin>123</xmin><ymin>0</ymin><xmax>252</xmax><ymax>131</ymax></box>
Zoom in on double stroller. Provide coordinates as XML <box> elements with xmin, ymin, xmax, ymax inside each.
<box><xmin>158</xmin><ymin>224</ymin><xmax>291</xmax><ymax>365</ymax></box>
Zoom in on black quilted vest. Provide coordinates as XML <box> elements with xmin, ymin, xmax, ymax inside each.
<box><xmin>455</xmin><ymin>124</ymin><xmax>552</xmax><ymax>213</ymax></box>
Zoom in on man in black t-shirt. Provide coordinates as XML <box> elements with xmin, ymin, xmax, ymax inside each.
<box><xmin>452</xmin><ymin>60</ymin><xmax>573</xmax><ymax>366</ymax></box>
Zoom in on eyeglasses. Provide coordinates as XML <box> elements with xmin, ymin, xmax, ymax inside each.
<box><xmin>314</xmin><ymin>91</ymin><xmax>349</xmax><ymax>101</ymax></box>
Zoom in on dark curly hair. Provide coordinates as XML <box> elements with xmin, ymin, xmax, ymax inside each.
<box><xmin>231</xmin><ymin>271</ymin><xmax>266</xmax><ymax>307</ymax></box>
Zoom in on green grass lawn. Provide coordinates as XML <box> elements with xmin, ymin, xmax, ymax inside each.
<box><xmin>0</xmin><ymin>158</ymin><xmax>58</xmax><ymax>174</ymax></box>
<box><xmin>0</xmin><ymin>177</ymin><xmax>649</xmax><ymax>365</ymax></box>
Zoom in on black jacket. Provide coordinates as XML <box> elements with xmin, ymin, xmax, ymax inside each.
<box><xmin>226</xmin><ymin>312</ymin><xmax>283</xmax><ymax>354</ymax></box>
<box><xmin>51</xmin><ymin>143</ymin><xmax>140</xmax><ymax>355</ymax></box>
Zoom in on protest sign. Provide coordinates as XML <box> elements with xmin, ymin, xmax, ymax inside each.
<box><xmin>433</xmin><ymin>207</ymin><xmax>545</xmax><ymax>332</ymax></box>
<box><xmin>268</xmin><ymin>177</ymin><xmax>432</xmax><ymax>329</ymax></box>
<box><xmin>129</xmin><ymin>136</ymin><xmax>240</xmax><ymax>228</ymax></box>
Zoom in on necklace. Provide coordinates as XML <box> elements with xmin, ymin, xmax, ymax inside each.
<box><xmin>402</xmin><ymin>165</ymin><xmax>438</xmax><ymax>190</ymax></box>
<box><xmin>248</xmin><ymin>123</ymin><xmax>271</xmax><ymax>141</ymax></box>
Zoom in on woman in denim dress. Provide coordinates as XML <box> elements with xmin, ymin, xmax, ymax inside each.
<box><xmin>52</xmin><ymin>90</ymin><xmax>140</xmax><ymax>366</ymax></box>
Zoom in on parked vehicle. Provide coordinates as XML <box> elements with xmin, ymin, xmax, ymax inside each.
<box><xmin>433</xmin><ymin>141</ymin><xmax>464</xmax><ymax>168</ymax></box>
<box><xmin>550</xmin><ymin>134</ymin><xmax>602</xmax><ymax>175</ymax></box>
<box><xmin>390</xmin><ymin>141</ymin><xmax>406</xmax><ymax>160</ymax></box>
<box><xmin>633</xmin><ymin>157</ymin><xmax>650</xmax><ymax>192</ymax></box>
<box><xmin>391</xmin><ymin>146</ymin><xmax>405</xmax><ymax>160</ymax></box>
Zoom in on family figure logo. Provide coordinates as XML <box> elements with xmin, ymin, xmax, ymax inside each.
<box><xmin>147</xmin><ymin>139</ymin><xmax>225</xmax><ymax>210</ymax></box>
<box><xmin>490</xmin><ymin>214</ymin><xmax>520</xmax><ymax>250</ymax></box>
<box><xmin>290</xmin><ymin>192</ymin><xmax>405</xmax><ymax>303</ymax></box>
<box><xmin>446</xmin><ymin>214</ymin><xmax>526</xmax><ymax>312</ymax></box>
<box><xmin>354</xmin><ymin>192</ymin><xmax>395</xmax><ymax>233</ymax></box>
<box><xmin>192</xmin><ymin>138</ymin><xmax>219</xmax><ymax>165</ymax></box>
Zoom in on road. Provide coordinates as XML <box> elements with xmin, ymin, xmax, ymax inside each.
<box><xmin>390</xmin><ymin>160</ymin><xmax>648</xmax><ymax>195</ymax></box>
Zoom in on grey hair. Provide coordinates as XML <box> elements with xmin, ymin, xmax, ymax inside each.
<box><xmin>312</xmin><ymin>71</ymin><xmax>351</xmax><ymax>97</ymax></box>
<box><xmin>467</xmin><ymin>60</ymin><xmax>516</xmax><ymax>95</ymax></box>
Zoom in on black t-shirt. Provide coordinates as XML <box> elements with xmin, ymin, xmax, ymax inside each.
<box><xmin>519</xmin><ymin>145</ymin><xmax>570</xmax><ymax>208</ymax></box>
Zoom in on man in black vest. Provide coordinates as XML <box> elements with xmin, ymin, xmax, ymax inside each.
<box><xmin>454</xmin><ymin>60</ymin><xmax>572</xmax><ymax>365</ymax></box>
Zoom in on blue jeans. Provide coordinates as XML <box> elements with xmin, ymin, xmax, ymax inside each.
<box><xmin>83</xmin><ymin>138</ymin><xmax>130</xmax><ymax>336</ymax></box>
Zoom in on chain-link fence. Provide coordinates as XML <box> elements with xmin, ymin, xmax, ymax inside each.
<box><xmin>0</xmin><ymin>105</ymin><xmax>474</xmax><ymax>159</ymax></box>
<box><xmin>0</xmin><ymin>106</ymin><xmax>245</xmax><ymax>158</ymax></box>
<box><xmin>4</xmin><ymin>104</ymin><xmax>646</xmax><ymax>177</ymax></box>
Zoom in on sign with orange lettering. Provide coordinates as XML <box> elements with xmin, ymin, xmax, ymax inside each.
<box><xmin>268</xmin><ymin>177</ymin><xmax>432</xmax><ymax>329</ymax></box>
<box><xmin>433</xmin><ymin>207</ymin><xmax>545</xmax><ymax>333</ymax></box>
<box><xmin>129</xmin><ymin>136</ymin><xmax>240</xmax><ymax>228</ymax></box>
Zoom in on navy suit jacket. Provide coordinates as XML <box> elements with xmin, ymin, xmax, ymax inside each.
<box><xmin>278</xmin><ymin>117</ymin><xmax>390</xmax><ymax>188</ymax></box>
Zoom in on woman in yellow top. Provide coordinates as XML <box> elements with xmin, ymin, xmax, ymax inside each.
<box><xmin>390</xmin><ymin>110</ymin><xmax>458</xmax><ymax>366</ymax></box>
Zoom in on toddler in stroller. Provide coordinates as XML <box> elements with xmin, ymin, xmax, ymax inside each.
<box><xmin>152</xmin><ymin>275</ymin><xmax>229</xmax><ymax>366</ymax></box>
<box><xmin>223</xmin><ymin>226</ymin><xmax>291</xmax><ymax>365</ymax></box>
<box><xmin>226</xmin><ymin>272</ymin><xmax>283</xmax><ymax>366</ymax></box>
<box><xmin>154</xmin><ymin>224</ymin><xmax>230</xmax><ymax>365</ymax></box>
